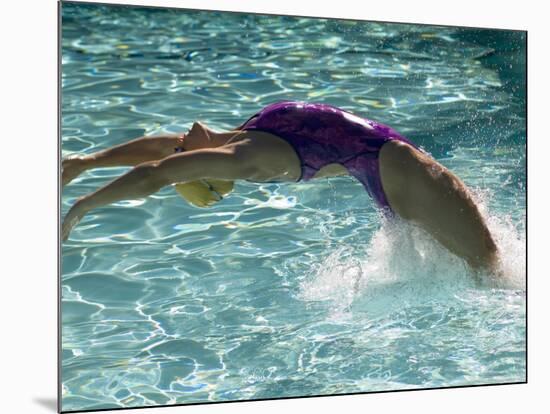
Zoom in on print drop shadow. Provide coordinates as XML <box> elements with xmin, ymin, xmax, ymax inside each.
<box><xmin>33</xmin><ymin>397</ymin><xmax>57</xmax><ymax>412</ymax></box>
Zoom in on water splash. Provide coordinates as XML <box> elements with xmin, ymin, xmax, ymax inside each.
<box><xmin>471</xmin><ymin>187</ymin><xmax>526</xmax><ymax>290</ymax></box>
<box><xmin>299</xmin><ymin>194</ymin><xmax>525</xmax><ymax>318</ymax></box>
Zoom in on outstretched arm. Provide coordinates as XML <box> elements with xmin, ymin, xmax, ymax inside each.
<box><xmin>62</xmin><ymin>145</ymin><xmax>256</xmax><ymax>241</ymax></box>
<box><xmin>62</xmin><ymin>134</ymin><xmax>184</xmax><ymax>186</ymax></box>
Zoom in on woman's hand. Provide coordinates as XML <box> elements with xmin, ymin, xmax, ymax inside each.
<box><xmin>62</xmin><ymin>199</ymin><xmax>86</xmax><ymax>241</ymax></box>
<box><xmin>62</xmin><ymin>155</ymin><xmax>90</xmax><ymax>187</ymax></box>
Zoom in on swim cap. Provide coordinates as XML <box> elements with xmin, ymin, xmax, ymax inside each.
<box><xmin>174</xmin><ymin>179</ymin><xmax>234</xmax><ymax>208</ymax></box>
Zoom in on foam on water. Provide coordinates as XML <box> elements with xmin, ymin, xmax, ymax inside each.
<box><xmin>299</xmin><ymin>190</ymin><xmax>525</xmax><ymax>319</ymax></box>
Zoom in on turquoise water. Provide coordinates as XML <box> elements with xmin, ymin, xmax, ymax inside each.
<box><xmin>61</xmin><ymin>3</ymin><xmax>526</xmax><ymax>412</ymax></box>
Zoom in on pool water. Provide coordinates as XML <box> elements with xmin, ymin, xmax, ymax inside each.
<box><xmin>60</xmin><ymin>3</ymin><xmax>526</xmax><ymax>412</ymax></box>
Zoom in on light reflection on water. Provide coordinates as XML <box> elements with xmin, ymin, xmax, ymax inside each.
<box><xmin>61</xmin><ymin>3</ymin><xmax>525</xmax><ymax>411</ymax></box>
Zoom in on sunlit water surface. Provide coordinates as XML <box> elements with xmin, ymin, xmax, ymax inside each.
<box><xmin>61</xmin><ymin>3</ymin><xmax>526</xmax><ymax>411</ymax></box>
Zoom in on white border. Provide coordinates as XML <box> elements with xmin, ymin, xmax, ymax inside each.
<box><xmin>3</xmin><ymin>0</ymin><xmax>547</xmax><ymax>413</ymax></box>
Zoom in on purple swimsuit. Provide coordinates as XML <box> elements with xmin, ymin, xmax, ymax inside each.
<box><xmin>236</xmin><ymin>100</ymin><xmax>419</xmax><ymax>213</ymax></box>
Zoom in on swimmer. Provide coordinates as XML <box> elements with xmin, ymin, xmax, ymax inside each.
<box><xmin>62</xmin><ymin>100</ymin><xmax>500</xmax><ymax>273</ymax></box>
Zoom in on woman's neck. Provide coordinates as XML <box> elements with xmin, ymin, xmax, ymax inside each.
<box><xmin>209</xmin><ymin>130</ymin><xmax>249</xmax><ymax>147</ymax></box>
